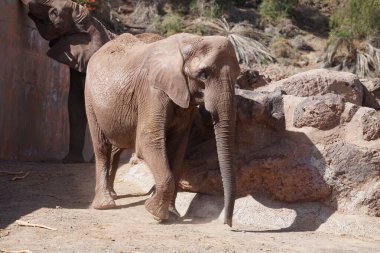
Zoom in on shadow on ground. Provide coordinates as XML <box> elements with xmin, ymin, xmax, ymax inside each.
<box><xmin>0</xmin><ymin>162</ymin><xmax>95</xmax><ymax>229</ymax></box>
<box><xmin>169</xmin><ymin>192</ymin><xmax>336</xmax><ymax>232</ymax></box>
<box><xmin>0</xmin><ymin>159</ymin><xmax>337</xmax><ymax>232</ymax></box>
<box><xmin>237</xmin><ymin>193</ymin><xmax>336</xmax><ymax>233</ymax></box>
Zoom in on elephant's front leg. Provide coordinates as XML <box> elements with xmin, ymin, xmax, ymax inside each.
<box><xmin>63</xmin><ymin>69</ymin><xmax>87</xmax><ymax>163</ymax></box>
<box><xmin>139</xmin><ymin>133</ymin><xmax>174</xmax><ymax>221</ymax></box>
<box><xmin>166</xmin><ymin>110</ymin><xmax>195</xmax><ymax>218</ymax></box>
<box><xmin>137</xmin><ymin>105</ymin><xmax>174</xmax><ymax>221</ymax></box>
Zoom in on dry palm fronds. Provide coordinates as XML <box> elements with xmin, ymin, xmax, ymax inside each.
<box><xmin>357</xmin><ymin>43</ymin><xmax>380</xmax><ymax>77</ymax></box>
<box><xmin>321</xmin><ymin>37</ymin><xmax>380</xmax><ymax>78</ymax></box>
<box><xmin>186</xmin><ymin>17</ymin><xmax>276</xmax><ymax>66</ymax></box>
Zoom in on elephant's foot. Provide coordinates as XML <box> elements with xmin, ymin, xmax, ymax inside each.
<box><xmin>109</xmin><ymin>188</ymin><xmax>117</xmax><ymax>200</ymax></box>
<box><xmin>145</xmin><ymin>194</ymin><xmax>169</xmax><ymax>222</ymax></box>
<box><xmin>62</xmin><ymin>152</ymin><xmax>85</xmax><ymax>163</ymax></box>
<box><xmin>92</xmin><ymin>192</ymin><xmax>116</xmax><ymax>209</ymax></box>
<box><xmin>168</xmin><ymin>204</ymin><xmax>181</xmax><ymax>219</ymax></box>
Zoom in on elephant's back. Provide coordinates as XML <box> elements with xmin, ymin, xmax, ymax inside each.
<box><xmin>89</xmin><ymin>33</ymin><xmax>143</xmax><ymax>70</ymax></box>
<box><xmin>86</xmin><ymin>33</ymin><xmax>144</xmax><ymax>138</ymax></box>
<box><xmin>86</xmin><ymin>33</ymin><xmax>145</xmax><ymax>101</ymax></box>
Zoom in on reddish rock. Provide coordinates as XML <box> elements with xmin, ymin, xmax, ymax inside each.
<box><xmin>361</xmin><ymin>110</ymin><xmax>380</xmax><ymax>141</ymax></box>
<box><xmin>361</xmin><ymin>78</ymin><xmax>380</xmax><ymax>109</ymax></box>
<box><xmin>293</xmin><ymin>94</ymin><xmax>345</xmax><ymax>130</ymax></box>
<box><xmin>180</xmin><ymin>85</ymin><xmax>379</xmax><ymax>217</ymax></box>
<box><xmin>256</xmin><ymin>69</ymin><xmax>364</xmax><ymax>106</ymax></box>
<box><xmin>182</xmin><ymin>89</ymin><xmax>331</xmax><ymax>203</ymax></box>
<box><xmin>236</xmin><ymin>67</ymin><xmax>270</xmax><ymax>90</ymax></box>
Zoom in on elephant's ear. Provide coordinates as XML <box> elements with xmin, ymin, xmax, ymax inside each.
<box><xmin>148</xmin><ymin>37</ymin><xmax>190</xmax><ymax>109</ymax></box>
<box><xmin>47</xmin><ymin>33</ymin><xmax>98</xmax><ymax>73</ymax></box>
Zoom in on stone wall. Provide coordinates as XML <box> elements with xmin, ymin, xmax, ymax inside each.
<box><xmin>0</xmin><ymin>0</ymin><xmax>69</xmax><ymax>161</ymax></box>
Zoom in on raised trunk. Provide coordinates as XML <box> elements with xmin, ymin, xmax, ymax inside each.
<box><xmin>211</xmin><ymin>91</ymin><xmax>236</xmax><ymax>227</ymax></box>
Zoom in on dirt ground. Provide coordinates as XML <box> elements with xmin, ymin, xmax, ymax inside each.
<box><xmin>0</xmin><ymin>162</ymin><xmax>379</xmax><ymax>253</ymax></box>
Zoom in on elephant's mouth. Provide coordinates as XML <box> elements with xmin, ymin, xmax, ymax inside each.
<box><xmin>49</xmin><ymin>38</ymin><xmax>59</xmax><ymax>48</ymax></box>
<box><xmin>191</xmin><ymin>90</ymin><xmax>205</xmax><ymax>105</ymax></box>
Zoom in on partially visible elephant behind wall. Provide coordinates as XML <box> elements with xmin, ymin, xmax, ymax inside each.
<box><xmin>0</xmin><ymin>0</ymin><xmax>70</xmax><ymax>161</ymax></box>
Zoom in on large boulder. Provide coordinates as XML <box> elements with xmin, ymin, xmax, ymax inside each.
<box><xmin>256</xmin><ymin>69</ymin><xmax>364</xmax><ymax>106</ymax></box>
<box><xmin>180</xmin><ymin>90</ymin><xmax>379</xmax><ymax>217</ymax></box>
<box><xmin>293</xmin><ymin>94</ymin><xmax>345</xmax><ymax>130</ymax></box>
<box><xmin>361</xmin><ymin>78</ymin><xmax>380</xmax><ymax>109</ymax></box>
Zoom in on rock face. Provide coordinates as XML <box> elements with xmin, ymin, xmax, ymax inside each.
<box><xmin>293</xmin><ymin>94</ymin><xmax>345</xmax><ymax>130</ymax></box>
<box><xmin>236</xmin><ymin>67</ymin><xmax>270</xmax><ymax>90</ymax></box>
<box><xmin>256</xmin><ymin>69</ymin><xmax>364</xmax><ymax>105</ymax></box>
<box><xmin>361</xmin><ymin>78</ymin><xmax>380</xmax><ymax>109</ymax></box>
<box><xmin>182</xmin><ymin>69</ymin><xmax>380</xmax><ymax>217</ymax></box>
<box><xmin>123</xmin><ymin>69</ymin><xmax>379</xmax><ymax>217</ymax></box>
<box><xmin>182</xmin><ymin>90</ymin><xmax>333</xmax><ymax>204</ymax></box>
<box><xmin>361</xmin><ymin>110</ymin><xmax>380</xmax><ymax>141</ymax></box>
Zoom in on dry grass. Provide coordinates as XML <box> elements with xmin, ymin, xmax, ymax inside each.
<box><xmin>186</xmin><ymin>17</ymin><xmax>276</xmax><ymax>66</ymax></box>
<box><xmin>321</xmin><ymin>38</ymin><xmax>380</xmax><ymax>78</ymax></box>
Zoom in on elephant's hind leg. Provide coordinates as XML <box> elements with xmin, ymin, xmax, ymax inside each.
<box><xmin>108</xmin><ymin>146</ymin><xmax>124</xmax><ymax>200</ymax></box>
<box><xmin>86</xmin><ymin>99</ymin><xmax>116</xmax><ymax>209</ymax></box>
<box><xmin>92</xmin><ymin>143</ymin><xmax>115</xmax><ymax>209</ymax></box>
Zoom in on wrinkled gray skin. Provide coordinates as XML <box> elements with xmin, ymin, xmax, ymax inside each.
<box><xmin>86</xmin><ymin>33</ymin><xmax>240</xmax><ymax>226</ymax></box>
<box><xmin>20</xmin><ymin>0</ymin><xmax>115</xmax><ymax>162</ymax></box>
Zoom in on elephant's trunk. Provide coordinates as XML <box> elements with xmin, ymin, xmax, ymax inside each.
<box><xmin>206</xmin><ymin>81</ymin><xmax>236</xmax><ymax>227</ymax></box>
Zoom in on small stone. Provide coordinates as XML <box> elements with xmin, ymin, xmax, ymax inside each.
<box><xmin>361</xmin><ymin>110</ymin><xmax>380</xmax><ymax>141</ymax></box>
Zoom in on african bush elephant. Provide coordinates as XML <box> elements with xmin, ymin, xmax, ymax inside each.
<box><xmin>85</xmin><ymin>33</ymin><xmax>240</xmax><ymax>226</ymax></box>
<box><xmin>20</xmin><ymin>0</ymin><xmax>162</xmax><ymax>162</ymax></box>
<box><xmin>20</xmin><ymin>0</ymin><xmax>116</xmax><ymax>162</ymax></box>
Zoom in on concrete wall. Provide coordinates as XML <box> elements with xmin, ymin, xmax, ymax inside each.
<box><xmin>0</xmin><ymin>0</ymin><xmax>70</xmax><ymax>161</ymax></box>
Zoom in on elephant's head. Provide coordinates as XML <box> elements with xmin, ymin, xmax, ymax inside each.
<box><xmin>21</xmin><ymin>0</ymin><xmax>89</xmax><ymax>40</ymax></box>
<box><xmin>148</xmin><ymin>33</ymin><xmax>240</xmax><ymax>226</ymax></box>
<box><xmin>20</xmin><ymin>0</ymin><xmax>112</xmax><ymax>72</ymax></box>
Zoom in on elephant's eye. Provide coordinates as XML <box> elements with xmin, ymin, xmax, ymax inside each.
<box><xmin>197</xmin><ymin>69</ymin><xmax>209</xmax><ymax>81</ymax></box>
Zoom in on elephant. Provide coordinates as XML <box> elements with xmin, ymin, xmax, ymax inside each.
<box><xmin>19</xmin><ymin>0</ymin><xmax>115</xmax><ymax>162</ymax></box>
<box><xmin>20</xmin><ymin>0</ymin><xmax>162</xmax><ymax>162</ymax></box>
<box><xmin>85</xmin><ymin>32</ymin><xmax>240</xmax><ymax>226</ymax></box>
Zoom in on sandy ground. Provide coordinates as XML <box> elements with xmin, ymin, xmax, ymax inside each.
<box><xmin>0</xmin><ymin>162</ymin><xmax>379</xmax><ymax>253</ymax></box>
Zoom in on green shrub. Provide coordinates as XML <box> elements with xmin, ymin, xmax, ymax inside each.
<box><xmin>189</xmin><ymin>0</ymin><xmax>229</xmax><ymax>18</ymax></box>
<box><xmin>259</xmin><ymin>0</ymin><xmax>298</xmax><ymax>23</ymax></box>
<box><xmin>160</xmin><ymin>13</ymin><xmax>184</xmax><ymax>36</ymax></box>
<box><xmin>330</xmin><ymin>0</ymin><xmax>380</xmax><ymax>40</ymax></box>
<box><xmin>184</xmin><ymin>23</ymin><xmax>210</xmax><ymax>35</ymax></box>
<box><xmin>324</xmin><ymin>0</ymin><xmax>380</xmax><ymax>77</ymax></box>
